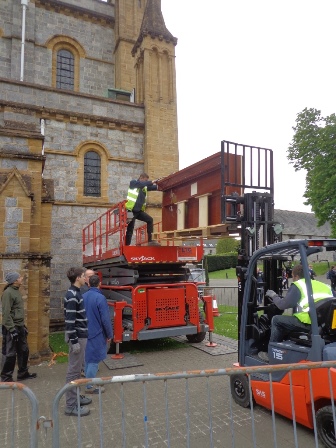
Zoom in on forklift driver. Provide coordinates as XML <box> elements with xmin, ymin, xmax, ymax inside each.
<box><xmin>258</xmin><ymin>264</ymin><xmax>332</xmax><ymax>362</ymax></box>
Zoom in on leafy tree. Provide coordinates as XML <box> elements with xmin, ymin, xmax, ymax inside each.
<box><xmin>216</xmin><ymin>237</ymin><xmax>239</xmax><ymax>254</ymax></box>
<box><xmin>288</xmin><ymin>108</ymin><xmax>336</xmax><ymax>236</ymax></box>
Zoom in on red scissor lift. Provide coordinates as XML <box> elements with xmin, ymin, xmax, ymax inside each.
<box><xmin>82</xmin><ymin>200</ymin><xmax>214</xmax><ymax>356</ymax></box>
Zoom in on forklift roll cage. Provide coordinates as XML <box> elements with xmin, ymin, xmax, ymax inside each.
<box><xmin>239</xmin><ymin>238</ymin><xmax>336</xmax><ymax>368</ymax></box>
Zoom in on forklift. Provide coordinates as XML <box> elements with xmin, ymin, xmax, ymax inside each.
<box><xmin>231</xmin><ymin>238</ymin><xmax>336</xmax><ymax>447</ymax></box>
<box><xmin>220</xmin><ymin>142</ymin><xmax>336</xmax><ymax>447</ymax></box>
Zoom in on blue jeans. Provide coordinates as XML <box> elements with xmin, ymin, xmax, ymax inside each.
<box><xmin>270</xmin><ymin>315</ymin><xmax>311</xmax><ymax>342</ymax></box>
<box><xmin>85</xmin><ymin>362</ymin><xmax>99</xmax><ymax>389</ymax></box>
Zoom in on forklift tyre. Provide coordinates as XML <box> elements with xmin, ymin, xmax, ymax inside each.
<box><xmin>316</xmin><ymin>405</ymin><xmax>336</xmax><ymax>448</ymax></box>
<box><xmin>230</xmin><ymin>374</ymin><xmax>254</xmax><ymax>408</ymax></box>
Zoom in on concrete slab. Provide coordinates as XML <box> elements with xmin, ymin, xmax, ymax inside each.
<box><xmin>172</xmin><ymin>333</ymin><xmax>238</xmax><ymax>355</ymax></box>
<box><xmin>103</xmin><ymin>352</ymin><xmax>144</xmax><ymax>370</ymax></box>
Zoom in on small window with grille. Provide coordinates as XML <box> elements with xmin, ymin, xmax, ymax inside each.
<box><xmin>56</xmin><ymin>49</ymin><xmax>74</xmax><ymax>90</ymax></box>
<box><xmin>84</xmin><ymin>151</ymin><xmax>101</xmax><ymax>197</ymax></box>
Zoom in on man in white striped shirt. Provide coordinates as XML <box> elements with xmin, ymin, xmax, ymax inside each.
<box><xmin>64</xmin><ymin>267</ymin><xmax>92</xmax><ymax>416</ymax></box>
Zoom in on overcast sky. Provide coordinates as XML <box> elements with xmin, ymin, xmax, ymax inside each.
<box><xmin>160</xmin><ymin>0</ymin><xmax>336</xmax><ymax>213</ymax></box>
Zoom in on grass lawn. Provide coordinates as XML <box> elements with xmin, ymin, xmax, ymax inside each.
<box><xmin>49</xmin><ymin>332</ymin><xmax>69</xmax><ymax>364</ymax></box>
<box><xmin>214</xmin><ymin>305</ymin><xmax>238</xmax><ymax>340</ymax></box>
<box><xmin>49</xmin><ymin>333</ymin><xmax>188</xmax><ymax>363</ymax></box>
<box><xmin>208</xmin><ymin>268</ymin><xmax>236</xmax><ymax>280</ymax></box>
<box><xmin>310</xmin><ymin>261</ymin><xmax>330</xmax><ymax>276</ymax></box>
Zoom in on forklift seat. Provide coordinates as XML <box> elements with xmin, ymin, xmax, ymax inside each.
<box><xmin>290</xmin><ymin>297</ymin><xmax>336</xmax><ymax>346</ymax></box>
<box><xmin>317</xmin><ymin>297</ymin><xmax>336</xmax><ymax>339</ymax></box>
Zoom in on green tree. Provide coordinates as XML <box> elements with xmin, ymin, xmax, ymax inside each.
<box><xmin>216</xmin><ymin>237</ymin><xmax>239</xmax><ymax>254</ymax></box>
<box><xmin>288</xmin><ymin>108</ymin><xmax>336</xmax><ymax>236</ymax></box>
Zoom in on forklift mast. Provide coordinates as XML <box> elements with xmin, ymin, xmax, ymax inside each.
<box><xmin>220</xmin><ymin>141</ymin><xmax>282</xmax><ymax>333</ymax></box>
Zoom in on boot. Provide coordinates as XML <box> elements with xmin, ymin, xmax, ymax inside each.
<box><xmin>1</xmin><ymin>355</ymin><xmax>16</xmax><ymax>382</ymax></box>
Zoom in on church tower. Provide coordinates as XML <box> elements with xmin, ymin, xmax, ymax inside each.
<box><xmin>114</xmin><ymin>0</ymin><xmax>148</xmax><ymax>92</ymax></box>
<box><xmin>132</xmin><ymin>0</ymin><xmax>179</xmax><ymax>221</ymax></box>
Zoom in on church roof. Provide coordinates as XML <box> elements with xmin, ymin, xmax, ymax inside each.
<box><xmin>132</xmin><ymin>0</ymin><xmax>177</xmax><ymax>55</ymax></box>
<box><xmin>274</xmin><ymin>209</ymin><xmax>331</xmax><ymax>237</ymax></box>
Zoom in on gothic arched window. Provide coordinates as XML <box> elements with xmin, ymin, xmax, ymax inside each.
<box><xmin>84</xmin><ymin>151</ymin><xmax>101</xmax><ymax>197</ymax></box>
<box><xmin>56</xmin><ymin>49</ymin><xmax>75</xmax><ymax>90</ymax></box>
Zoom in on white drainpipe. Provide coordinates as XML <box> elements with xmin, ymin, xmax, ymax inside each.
<box><xmin>40</xmin><ymin>118</ymin><xmax>45</xmax><ymax>155</ymax></box>
<box><xmin>20</xmin><ymin>0</ymin><xmax>29</xmax><ymax>81</ymax></box>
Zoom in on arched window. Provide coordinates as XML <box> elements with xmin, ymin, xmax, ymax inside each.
<box><xmin>56</xmin><ymin>49</ymin><xmax>74</xmax><ymax>90</ymax></box>
<box><xmin>47</xmin><ymin>36</ymin><xmax>85</xmax><ymax>91</ymax></box>
<box><xmin>84</xmin><ymin>151</ymin><xmax>101</xmax><ymax>197</ymax></box>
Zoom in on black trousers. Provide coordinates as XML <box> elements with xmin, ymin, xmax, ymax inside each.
<box><xmin>1</xmin><ymin>326</ymin><xmax>29</xmax><ymax>381</ymax></box>
<box><xmin>125</xmin><ymin>210</ymin><xmax>154</xmax><ymax>245</ymax></box>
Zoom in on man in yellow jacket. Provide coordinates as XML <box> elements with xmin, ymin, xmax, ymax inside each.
<box><xmin>125</xmin><ymin>173</ymin><xmax>159</xmax><ymax>246</ymax></box>
<box><xmin>258</xmin><ymin>264</ymin><xmax>332</xmax><ymax>361</ymax></box>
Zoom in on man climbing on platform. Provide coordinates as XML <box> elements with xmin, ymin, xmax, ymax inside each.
<box><xmin>125</xmin><ymin>172</ymin><xmax>160</xmax><ymax>246</ymax></box>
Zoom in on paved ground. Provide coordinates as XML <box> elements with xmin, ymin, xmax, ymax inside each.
<box><xmin>0</xmin><ymin>336</ymin><xmax>319</xmax><ymax>448</ymax></box>
<box><xmin>0</xmin><ymin>276</ymin><xmax>331</xmax><ymax>447</ymax></box>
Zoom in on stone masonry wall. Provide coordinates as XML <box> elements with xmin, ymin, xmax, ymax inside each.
<box><xmin>0</xmin><ymin>79</ymin><xmax>144</xmax><ymax>124</ymax></box>
<box><xmin>0</xmin><ymin>0</ymin><xmax>178</xmax><ymax>327</ymax></box>
<box><xmin>0</xmin><ymin>77</ymin><xmax>147</xmax><ymax>321</ymax></box>
<box><xmin>0</xmin><ymin>75</ymin><xmax>147</xmax><ymax>322</ymax></box>
<box><xmin>0</xmin><ymin>129</ymin><xmax>52</xmax><ymax>360</ymax></box>
<box><xmin>50</xmin><ymin>205</ymin><xmax>107</xmax><ymax>320</ymax></box>
<box><xmin>0</xmin><ymin>0</ymin><xmax>115</xmax><ymax>96</ymax></box>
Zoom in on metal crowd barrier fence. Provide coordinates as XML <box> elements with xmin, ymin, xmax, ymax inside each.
<box><xmin>2</xmin><ymin>361</ymin><xmax>336</xmax><ymax>447</ymax></box>
<box><xmin>0</xmin><ymin>382</ymin><xmax>42</xmax><ymax>448</ymax></box>
<box><xmin>50</xmin><ymin>360</ymin><xmax>336</xmax><ymax>448</ymax></box>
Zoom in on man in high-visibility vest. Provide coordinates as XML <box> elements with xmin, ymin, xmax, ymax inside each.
<box><xmin>125</xmin><ymin>173</ymin><xmax>159</xmax><ymax>246</ymax></box>
<box><xmin>258</xmin><ymin>264</ymin><xmax>332</xmax><ymax>362</ymax></box>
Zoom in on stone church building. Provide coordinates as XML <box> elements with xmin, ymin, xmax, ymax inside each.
<box><xmin>0</xmin><ymin>0</ymin><xmax>332</xmax><ymax>363</ymax></box>
<box><xmin>0</xmin><ymin>0</ymin><xmax>179</xmax><ymax>361</ymax></box>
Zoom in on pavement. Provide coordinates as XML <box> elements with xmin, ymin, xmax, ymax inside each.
<box><xmin>0</xmin><ymin>333</ymin><xmax>319</xmax><ymax>448</ymax></box>
<box><xmin>0</xmin><ymin>276</ymin><xmax>330</xmax><ymax>447</ymax></box>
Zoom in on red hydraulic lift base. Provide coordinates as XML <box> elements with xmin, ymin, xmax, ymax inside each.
<box><xmin>205</xmin><ymin>332</ymin><xmax>218</xmax><ymax>348</ymax></box>
<box><xmin>110</xmin><ymin>342</ymin><xmax>124</xmax><ymax>360</ymax></box>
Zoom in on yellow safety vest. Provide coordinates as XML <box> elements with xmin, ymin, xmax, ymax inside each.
<box><xmin>125</xmin><ymin>186</ymin><xmax>147</xmax><ymax>212</ymax></box>
<box><xmin>293</xmin><ymin>279</ymin><xmax>332</xmax><ymax>324</ymax></box>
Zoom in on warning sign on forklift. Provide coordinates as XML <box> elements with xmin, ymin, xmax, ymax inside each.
<box><xmin>177</xmin><ymin>246</ymin><xmax>198</xmax><ymax>261</ymax></box>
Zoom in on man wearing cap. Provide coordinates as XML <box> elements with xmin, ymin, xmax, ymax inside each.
<box><xmin>1</xmin><ymin>272</ymin><xmax>37</xmax><ymax>382</ymax></box>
